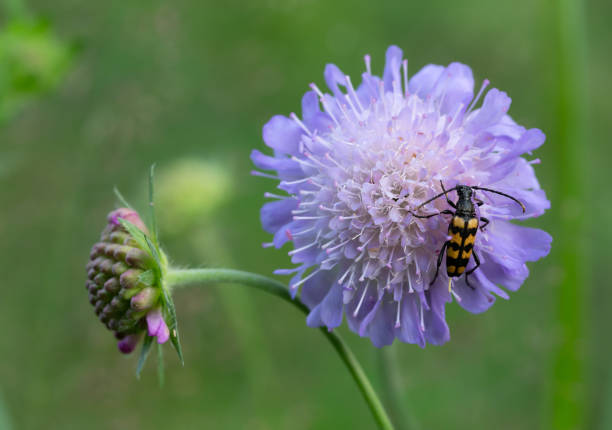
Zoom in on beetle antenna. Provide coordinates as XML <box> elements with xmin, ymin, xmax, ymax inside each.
<box><xmin>412</xmin><ymin>183</ymin><xmax>458</xmax><ymax>211</ymax></box>
<box><xmin>471</xmin><ymin>186</ymin><xmax>526</xmax><ymax>213</ymax></box>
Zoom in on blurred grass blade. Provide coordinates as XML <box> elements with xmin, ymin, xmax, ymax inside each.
<box><xmin>0</xmin><ymin>389</ymin><xmax>13</xmax><ymax>430</ymax></box>
<box><xmin>157</xmin><ymin>343</ymin><xmax>165</xmax><ymax>387</ymax></box>
<box><xmin>136</xmin><ymin>335</ymin><xmax>154</xmax><ymax>379</ymax></box>
<box><xmin>551</xmin><ymin>0</ymin><xmax>588</xmax><ymax>428</ymax></box>
<box><xmin>148</xmin><ymin>164</ymin><xmax>159</xmax><ymax>244</ymax></box>
<box><xmin>378</xmin><ymin>346</ymin><xmax>419</xmax><ymax>430</ymax></box>
<box><xmin>113</xmin><ymin>187</ymin><xmax>133</xmax><ymax>209</ymax></box>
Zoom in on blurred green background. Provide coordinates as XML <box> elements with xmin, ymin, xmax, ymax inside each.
<box><xmin>1</xmin><ymin>0</ymin><xmax>610</xmax><ymax>429</ymax></box>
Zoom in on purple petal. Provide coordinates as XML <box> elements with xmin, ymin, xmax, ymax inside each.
<box><xmin>250</xmin><ymin>150</ymin><xmax>302</xmax><ymax>177</ymax></box>
<box><xmin>272</xmin><ymin>222</ymin><xmax>292</xmax><ymax>248</ymax></box>
<box><xmin>288</xmin><ymin>268</ymin><xmax>307</xmax><ymax>298</ymax></box>
<box><xmin>301</xmin><ymin>91</ymin><xmax>333</xmax><ymax>133</ymax></box>
<box><xmin>301</xmin><ymin>268</ymin><xmax>339</xmax><ymax>309</ymax></box>
<box><xmin>472</xmin><ymin>268</ymin><xmax>510</xmax><ymax>300</ymax></box>
<box><xmin>305</xmin><ymin>304</ymin><xmax>323</xmax><ymax>327</ymax></box>
<box><xmin>346</xmin><ymin>283</ymin><xmax>378</xmax><ymax>333</ymax></box>
<box><xmin>397</xmin><ymin>293</ymin><xmax>425</xmax><ymax>347</ymax></box>
<box><xmin>359</xmin><ymin>289</ymin><xmax>384</xmax><ymax>336</ymax></box>
<box><xmin>483</xmin><ymin>188</ymin><xmax>550</xmax><ymax>219</ymax></box>
<box><xmin>478</xmin><ymin>222</ymin><xmax>551</xmax><ymax>292</ymax></box>
<box><xmin>146</xmin><ymin>308</ymin><xmax>170</xmax><ymax>344</ymax></box>
<box><xmin>432</xmin><ymin>62</ymin><xmax>474</xmax><ymax>115</ymax></box>
<box><xmin>486</xmin><ymin>221</ymin><xmax>552</xmax><ymax>262</ymax></box>
<box><xmin>496</xmin><ymin>128</ymin><xmax>545</xmax><ymax>162</ymax></box>
<box><xmin>383</xmin><ymin>45</ymin><xmax>403</xmax><ymax>92</ymax></box>
<box><xmin>482</xmin><ymin>157</ymin><xmax>521</xmax><ymax>185</ymax></box>
<box><xmin>324</xmin><ymin>63</ymin><xmax>348</xmax><ymax>100</ymax></box>
<box><xmin>500</xmin><ymin>157</ymin><xmax>542</xmax><ymax>189</ymax></box>
<box><xmin>108</xmin><ymin>208</ymin><xmax>147</xmax><ymax>233</ymax></box>
<box><xmin>260</xmin><ymin>198</ymin><xmax>298</xmax><ymax>234</ymax></box>
<box><xmin>485</xmin><ymin>114</ymin><xmax>525</xmax><ymax>140</ymax></box>
<box><xmin>479</xmin><ymin>259</ymin><xmax>528</xmax><ymax>292</ymax></box>
<box><xmin>306</xmin><ymin>280</ymin><xmax>344</xmax><ymax>328</ymax></box>
<box><xmin>452</xmin><ymin>275</ymin><xmax>496</xmax><ymax>314</ymax></box>
<box><xmin>466</xmin><ymin>88</ymin><xmax>511</xmax><ymax>133</ymax></box>
<box><xmin>357</xmin><ymin>73</ymin><xmax>382</xmax><ymax>105</ymax></box>
<box><xmin>423</xmin><ymin>284</ymin><xmax>451</xmax><ymax>345</ymax></box>
<box><xmin>263</xmin><ymin>115</ymin><xmax>303</xmax><ymax>155</ymax></box>
<box><xmin>117</xmin><ymin>334</ymin><xmax>141</xmax><ymax>354</ymax></box>
<box><xmin>289</xmin><ymin>232</ymin><xmax>324</xmax><ymax>265</ymax></box>
<box><xmin>408</xmin><ymin>64</ymin><xmax>445</xmax><ymax>98</ymax></box>
<box><xmin>367</xmin><ymin>298</ymin><xmax>396</xmax><ymax>347</ymax></box>
<box><xmin>320</xmin><ymin>282</ymin><xmax>344</xmax><ymax>327</ymax></box>
<box><xmin>482</xmin><ymin>130</ymin><xmax>546</xmax><ymax>186</ymax></box>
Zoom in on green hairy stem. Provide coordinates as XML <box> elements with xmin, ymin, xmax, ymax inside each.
<box><xmin>166</xmin><ymin>268</ymin><xmax>396</xmax><ymax>430</ymax></box>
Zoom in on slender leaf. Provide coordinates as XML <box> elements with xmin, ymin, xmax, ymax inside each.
<box><xmin>157</xmin><ymin>343</ymin><xmax>165</xmax><ymax>387</ymax></box>
<box><xmin>144</xmin><ymin>235</ymin><xmax>161</xmax><ymax>268</ymax></box>
<box><xmin>118</xmin><ymin>218</ymin><xmax>150</xmax><ymax>256</ymax></box>
<box><xmin>148</xmin><ymin>164</ymin><xmax>158</xmax><ymax>244</ymax></box>
<box><xmin>113</xmin><ymin>186</ymin><xmax>133</xmax><ymax>209</ymax></box>
<box><xmin>160</xmin><ymin>287</ymin><xmax>183</xmax><ymax>365</ymax></box>
<box><xmin>136</xmin><ymin>335</ymin><xmax>154</xmax><ymax>379</ymax></box>
<box><xmin>118</xmin><ymin>219</ymin><xmax>163</xmax><ymax>282</ymax></box>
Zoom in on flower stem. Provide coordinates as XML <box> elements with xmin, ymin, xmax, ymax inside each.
<box><xmin>551</xmin><ymin>0</ymin><xmax>588</xmax><ymax>428</ymax></box>
<box><xmin>378</xmin><ymin>346</ymin><xmax>420</xmax><ymax>430</ymax></box>
<box><xmin>166</xmin><ymin>268</ymin><xmax>395</xmax><ymax>430</ymax></box>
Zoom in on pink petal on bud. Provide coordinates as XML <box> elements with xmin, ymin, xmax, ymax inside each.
<box><xmin>131</xmin><ymin>287</ymin><xmax>158</xmax><ymax>311</ymax></box>
<box><xmin>117</xmin><ymin>334</ymin><xmax>141</xmax><ymax>354</ymax></box>
<box><xmin>108</xmin><ymin>208</ymin><xmax>148</xmax><ymax>233</ymax></box>
<box><xmin>146</xmin><ymin>307</ymin><xmax>170</xmax><ymax>344</ymax></box>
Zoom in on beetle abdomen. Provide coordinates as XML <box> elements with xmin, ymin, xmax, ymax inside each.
<box><xmin>446</xmin><ymin>215</ymin><xmax>478</xmax><ymax>277</ymax></box>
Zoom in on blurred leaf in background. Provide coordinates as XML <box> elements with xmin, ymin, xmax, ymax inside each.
<box><xmin>0</xmin><ymin>18</ymin><xmax>75</xmax><ymax>124</ymax></box>
<box><xmin>0</xmin><ymin>0</ymin><xmax>76</xmax><ymax>182</ymax></box>
<box><xmin>156</xmin><ymin>158</ymin><xmax>232</xmax><ymax>237</ymax></box>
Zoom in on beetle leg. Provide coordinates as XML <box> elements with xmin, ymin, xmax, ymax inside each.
<box><xmin>475</xmin><ymin>198</ymin><xmax>484</xmax><ymax>207</ymax></box>
<box><xmin>440</xmin><ymin>181</ymin><xmax>457</xmax><ymax>209</ymax></box>
<box><xmin>479</xmin><ymin>217</ymin><xmax>490</xmax><ymax>231</ymax></box>
<box><xmin>464</xmin><ymin>251</ymin><xmax>481</xmax><ymax>290</ymax></box>
<box><xmin>430</xmin><ymin>241</ymin><xmax>449</xmax><ymax>286</ymax></box>
<box><xmin>410</xmin><ymin>209</ymin><xmax>454</xmax><ymax>219</ymax></box>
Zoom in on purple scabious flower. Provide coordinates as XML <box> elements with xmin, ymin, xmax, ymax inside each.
<box><xmin>252</xmin><ymin>46</ymin><xmax>551</xmax><ymax>347</ymax></box>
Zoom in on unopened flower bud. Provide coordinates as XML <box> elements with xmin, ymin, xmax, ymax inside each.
<box><xmin>117</xmin><ymin>333</ymin><xmax>142</xmax><ymax>354</ymax></box>
<box><xmin>131</xmin><ymin>287</ymin><xmax>159</xmax><ymax>311</ymax></box>
<box><xmin>86</xmin><ymin>208</ymin><xmax>170</xmax><ymax>354</ymax></box>
<box><xmin>108</xmin><ymin>208</ymin><xmax>148</xmax><ymax>232</ymax></box>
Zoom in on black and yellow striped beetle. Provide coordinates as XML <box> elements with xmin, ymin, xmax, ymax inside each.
<box><xmin>410</xmin><ymin>181</ymin><xmax>525</xmax><ymax>291</ymax></box>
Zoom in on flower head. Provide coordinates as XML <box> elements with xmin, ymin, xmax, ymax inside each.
<box><xmin>86</xmin><ymin>208</ymin><xmax>170</xmax><ymax>353</ymax></box>
<box><xmin>252</xmin><ymin>46</ymin><xmax>551</xmax><ymax>347</ymax></box>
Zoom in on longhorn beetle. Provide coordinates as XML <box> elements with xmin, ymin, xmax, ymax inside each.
<box><xmin>410</xmin><ymin>181</ymin><xmax>525</xmax><ymax>291</ymax></box>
